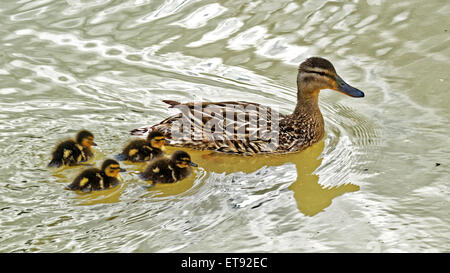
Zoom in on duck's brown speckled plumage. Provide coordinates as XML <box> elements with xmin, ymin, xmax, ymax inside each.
<box><xmin>131</xmin><ymin>57</ymin><xmax>364</xmax><ymax>155</ymax></box>
<box><xmin>277</xmin><ymin>109</ymin><xmax>324</xmax><ymax>153</ymax></box>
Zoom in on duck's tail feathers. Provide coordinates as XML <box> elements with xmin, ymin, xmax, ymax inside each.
<box><xmin>48</xmin><ymin>159</ymin><xmax>62</xmax><ymax>168</ymax></box>
<box><xmin>162</xmin><ymin>100</ymin><xmax>181</xmax><ymax>108</ymax></box>
<box><xmin>130</xmin><ymin>127</ymin><xmax>148</xmax><ymax>136</ymax></box>
<box><xmin>114</xmin><ymin>153</ymin><xmax>127</xmax><ymax>161</ymax></box>
<box><xmin>130</xmin><ymin>99</ymin><xmax>180</xmax><ymax>136</ymax></box>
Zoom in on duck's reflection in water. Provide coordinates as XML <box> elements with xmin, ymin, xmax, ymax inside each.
<box><xmin>156</xmin><ymin>142</ymin><xmax>359</xmax><ymax>216</ymax></box>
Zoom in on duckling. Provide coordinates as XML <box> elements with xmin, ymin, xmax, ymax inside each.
<box><xmin>66</xmin><ymin>159</ymin><xmax>126</xmax><ymax>192</ymax></box>
<box><xmin>115</xmin><ymin>131</ymin><xmax>165</xmax><ymax>162</ymax></box>
<box><xmin>139</xmin><ymin>150</ymin><xmax>198</xmax><ymax>184</ymax></box>
<box><xmin>48</xmin><ymin>130</ymin><xmax>97</xmax><ymax>167</ymax></box>
<box><xmin>131</xmin><ymin>57</ymin><xmax>364</xmax><ymax>154</ymax></box>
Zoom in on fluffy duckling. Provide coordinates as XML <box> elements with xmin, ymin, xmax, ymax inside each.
<box><xmin>116</xmin><ymin>131</ymin><xmax>165</xmax><ymax>162</ymax></box>
<box><xmin>139</xmin><ymin>150</ymin><xmax>198</xmax><ymax>184</ymax></box>
<box><xmin>48</xmin><ymin>130</ymin><xmax>97</xmax><ymax>167</ymax></box>
<box><xmin>66</xmin><ymin>159</ymin><xmax>126</xmax><ymax>192</ymax></box>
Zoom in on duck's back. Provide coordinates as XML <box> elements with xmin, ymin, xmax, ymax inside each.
<box><xmin>131</xmin><ymin>100</ymin><xmax>285</xmax><ymax>155</ymax></box>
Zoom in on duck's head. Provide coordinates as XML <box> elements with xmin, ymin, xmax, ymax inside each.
<box><xmin>101</xmin><ymin>159</ymin><xmax>126</xmax><ymax>178</ymax></box>
<box><xmin>147</xmin><ymin>130</ymin><xmax>166</xmax><ymax>149</ymax></box>
<box><xmin>76</xmin><ymin>130</ymin><xmax>97</xmax><ymax>148</ymax></box>
<box><xmin>297</xmin><ymin>57</ymin><xmax>364</xmax><ymax>99</ymax></box>
<box><xmin>171</xmin><ymin>150</ymin><xmax>198</xmax><ymax>169</ymax></box>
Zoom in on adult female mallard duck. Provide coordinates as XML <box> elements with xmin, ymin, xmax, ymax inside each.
<box><xmin>48</xmin><ymin>130</ymin><xmax>97</xmax><ymax>167</ymax></box>
<box><xmin>131</xmin><ymin>57</ymin><xmax>364</xmax><ymax>155</ymax></box>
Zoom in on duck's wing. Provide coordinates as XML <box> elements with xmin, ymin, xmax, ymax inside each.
<box><xmin>131</xmin><ymin>100</ymin><xmax>284</xmax><ymax>154</ymax></box>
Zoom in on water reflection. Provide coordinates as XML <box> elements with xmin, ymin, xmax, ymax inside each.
<box><xmin>152</xmin><ymin>142</ymin><xmax>359</xmax><ymax>216</ymax></box>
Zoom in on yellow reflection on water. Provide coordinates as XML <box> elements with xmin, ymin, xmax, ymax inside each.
<box><xmin>163</xmin><ymin>142</ymin><xmax>359</xmax><ymax>216</ymax></box>
<box><xmin>145</xmin><ymin>174</ymin><xmax>196</xmax><ymax>198</ymax></box>
<box><xmin>76</xmin><ymin>183</ymin><xmax>124</xmax><ymax>205</ymax></box>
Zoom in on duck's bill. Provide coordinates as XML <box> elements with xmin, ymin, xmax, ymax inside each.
<box><xmin>189</xmin><ymin>162</ymin><xmax>198</xmax><ymax>167</ymax></box>
<box><xmin>92</xmin><ymin>142</ymin><xmax>98</xmax><ymax>146</ymax></box>
<box><xmin>120</xmin><ymin>168</ymin><xmax>126</xmax><ymax>172</ymax></box>
<box><xmin>336</xmin><ymin>75</ymin><xmax>364</xmax><ymax>98</ymax></box>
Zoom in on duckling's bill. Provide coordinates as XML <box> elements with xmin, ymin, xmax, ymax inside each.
<box><xmin>189</xmin><ymin>161</ymin><xmax>198</xmax><ymax>167</ymax></box>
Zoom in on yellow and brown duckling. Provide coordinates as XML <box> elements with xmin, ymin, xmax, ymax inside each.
<box><xmin>48</xmin><ymin>130</ymin><xmax>97</xmax><ymax>167</ymax></box>
<box><xmin>66</xmin><ymin>159</ymin><xmax>126</xmax><ymax>192</ymax></box>
<box><xmin>139</xmin><ymin>150</ymin><xmax>198</xmax><ymax>184</ymax></box>
<box><xmin>115</xmin><ymin>131</ymin><xmax>165</xmax><ymax>162</ymax></box>
<box><xmin>131</xmin><ymin>57</ymin><xmax>364</xmax><ymax>154</ymax></box>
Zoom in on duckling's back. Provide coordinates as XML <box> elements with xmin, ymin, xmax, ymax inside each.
<box><xmin>140</xmin><ymin>157</ymin><xmax>192</xmax><ymax>183</ymax></box>
<box><xmin>48</xmin><ymin>140</ymin><xmax>83</xmax><ymax>167</ymax></box>
<box><xmin>118</xmin><ymin>139</ymin><xmax>163</xmax><ymax>162</ymax></box>
<box><xmin>67</xmin><ymin>168</ymin><xmax>120</xmax><ymax>192</ymax></box>
<box><xmin>140</xmin><ymin>158</ymin><xmax>174</xmax><ymax>183</ymax></box>
<box><xmin>66</xmin><ymin>168</ymin><xmax>102</xmax><ymax>192</ymax></box>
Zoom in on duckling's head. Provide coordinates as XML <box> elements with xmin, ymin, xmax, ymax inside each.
<box><xmin>76</xmin><ymin>130</ymin><xmax>97</xmax><ymax>148</ymax></box>
<box><xmin>101</xmin><ymin>159</ymin><xmax>126</xmax><ymax>178</ymax></box>
<box><xmin>171</xmin><ymin>150</ymin><xmax>198</xmax><ymax>169</ymax></box>
<box><xmin>147</xmin><ymin>130</ymin><xmax>166</xmax><ymax>149</ymax></box>
<box><xmin>297</xmin><ymin>57</ymin><xmax>364</xmax><ymax>99</ymax></box>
